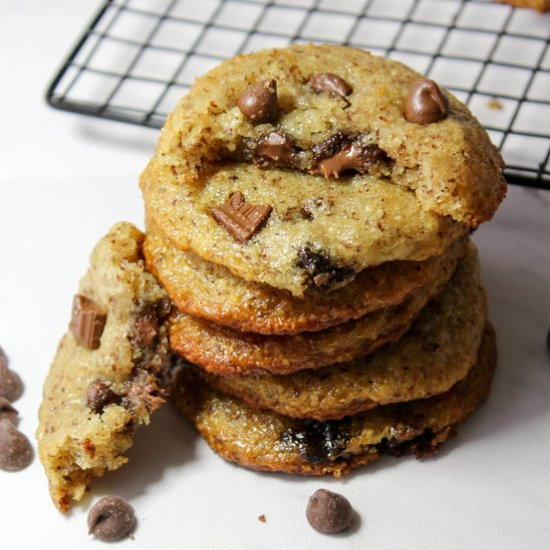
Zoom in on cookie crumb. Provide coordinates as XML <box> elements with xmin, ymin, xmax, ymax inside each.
<box><xmin>486</xmin><ymin>97</ymin><xmax>503</xmax><ymax>110</ymax></box>
<box><xmin>258</xmin><ymin>514</ymin><xmax>266</xmax><ymax>523</ymax></box>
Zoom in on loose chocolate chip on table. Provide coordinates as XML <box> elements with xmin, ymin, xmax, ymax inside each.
<box><xmin>308</xmin><ymin>73</ymin><xmax>352</xmax><ymax>98</ymax></box>
<box><xmin>0</xmin><ymin>355</ymin><xmax>24</xmax><ymax>403</ymax></box>
<box><xmin>404</xmin><ymin>79</ymin><xmax>449</xmax><ymax>124</ymax></box>
<box><xmin>237</xmin><ymin>79</ymin><xmax>279</xmax><ymax>124</ymax></box>
<box><xmin>254</xmin><ymin>130</ymin><xmax>297</xmax><ymax>168</ymax></box>
<box><xmin>88</xmin><ymin>496</ymin><xmax>136</xmax><ymax>542</ymax></box>
<box><xmin>212</xmin><ymin>191</ymin><xmax>272</xmax><ymax>244</ymax></box>
<box><xmin>0</xmin><ymin>397</ymin><xmax>18</xmax><ymax>424</ymax></box>
<box><xmin>69</xmin><ymin>294</ymin><xmax>107</xmax><ymax>350</ymax></box>
<box><xmin>306</xmin><ymin>489</ymin><xmax>354</xmax><ymax>534</ymax></box>
<box><xmin>258</xmin><ymin>514</ymin><xmax>266</xmax><ymax>523</ymax></box>
<box><xmin>87</xmin><ymin>380</ymin><xmax>121</xmax><ymax>414</ymax></box>
<box><xmin>0</xmin><ymin>419</ymin><xmax>33</xmax><ymax>471</ymax></box>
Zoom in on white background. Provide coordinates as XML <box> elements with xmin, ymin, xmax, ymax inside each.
<box><xmin>0</xmin><ymin>1</ymin><xmax>549</xmax><ymax>549</ymax></box>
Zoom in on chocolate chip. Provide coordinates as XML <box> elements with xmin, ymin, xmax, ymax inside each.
<box><xmin>312</xmin><ymin>132</ymin><xmax>352</xmax><ymax>162</ymax></box>
<box><xmin>237</xmin><ymin>79</ymin><xmax>279</xmax><ymax>124</ymax></box>
<box><xmin>69</xmin><ymin>295</ymin><xmax>107</xmax><ymax>350</ymax></box>
<box><xmin>258</xmin><ymin>514</ymin><xmax>266</xmax><ymax>523</ymax></box>
<box><xmin>212</xmin><ymin>191</ymin><xmax>272</xmax><ymax>244</ymax></box>
<box><xmin>0</xmin><ymin>357</ymin><xmax>23</xmax><ymax>403</ymax></box>
<box><xmin>88</xmin><ymin>496</ymin><xmax>136</xmax><ymax>542</ymax></box>
<box><xmin>306</xmin><ymin>489</ymin><xmax>354</xmax><ymax>534</ymax></box>
<box><xmin>0</xmin><ymin>419</ymin><xmax>33</xmax><ymax>471</ymax></box>
<box><xmin>280</xmin><ymin>419</ymin><xmax>351</xmax><ymax>464</ymax></box>
<box><xmin>132</xmin><ymin>305</ymin><xmax>160</xmax><ymax>348</ymax></box>
<box><xmin>87</xmin><ymin>380</ymin><xmax>120</xmax><ymax>414</ymax></box>
<box><xmin>0</xmin><ymin>397</ymin><xmax>18</xmax><ymax>424</ymax></box>
<box><xmin>297</xmin><ymin>247</ymin><xmax>354</xmax><ymax>289</ymax></box>
<box><xmin>308</xmin><ymin>73</ymin><xmax>352</xmax><ymax>98</ymax></box>
<box><xmin>254</xmin><ymin>130</ymin><xmax>297</xmax><ymax>168</ymax></box>
<box><xmin>124</xmin><ymin>369</ymin><xmax>165</xmax><ymax>415</ymax></box>
<box><xmin>404</xmin><ymin>79</ymin><xmax>449</xmax><ymax>124</ymax></box>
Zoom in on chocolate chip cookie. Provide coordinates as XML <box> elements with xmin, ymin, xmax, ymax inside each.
<box><xmin>140</xmin><ymin>42</ymin><xmax>505</xmax><ymax>297</ymax></box>
<box><xmin>144</xmin><ymin>219</ymin><xmax>466</xmax><ymax>335</ymax></box>
<box><xmin>36</xmin><ymin>223</ymin><xmax>170</xmax><ymax>511</ymax></box>
<box><xmin>196</xmin><ymin>242</ymin><xmax>486</xmax><ymax>419</ymax></box>
<box><xmin>169</xmin><ymin>268</ymin><xmax>449</xmax><ymax>377</ymax></box>
<box><xmin>170</xmin><ymin>324</ymin><xmax>496</xmax><ymax>477</ymax></box>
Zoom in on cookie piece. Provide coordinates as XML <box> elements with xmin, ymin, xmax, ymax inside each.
<box><xmin>169</xmin><ymin>269</ymin><xmax>449</xmax><ymax>377</ymax></box>
<box><xmin>199</xmin><ymin>243</ymin><xmax>486</xmax><ymax>419</ymax></box>
<box><xmin>143</xmin><ymin>162</ymin><xmax>466</xmax><ymax>298</ymax></box>
<box><xmin>36</xmin><ymin>223</ymin><xmax>170</xmax><ymax>511</ymax></box>
<box><xmin>145</xmin><ymin>219</ymin><xmax>466</xmax><ymax>334</ymax></box>
<box><xmin>170</xmin><ymin>324</ymin><xmax>496</xmax><ymax>477</ymax></box>
<box><xmin>498</xmin><ymin>0</ymin><xmax>550</xmax><ymax>11</ymax></box>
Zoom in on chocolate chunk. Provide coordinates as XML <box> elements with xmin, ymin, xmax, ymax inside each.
<box><xmin>254</xmin><ymin>130</ymin><xmax>297</xmax><ymax>168</ymax></box>
<box><xmin>237</xmin><ymin>79</ymin><xmax>279</xmax><ymax>124</ymax></box>
<box><xmin>88</xmin><ymin>496</ymin><xmax>136</xmax><ymax>542</ymax></box>
<box><xmin>317</xmin><ymin>142</ymin><xmax>390</xmax><ymax>179</ymax></box>
<box><xmin>124</xmin><ymin>369</ymin><xmax>165</xmax><ymax>415</ymax></box>
<box><xmin>0</xmin><ymin>419</ymin><xmax>33</xmax><ymax>471</ymax></box>
<box><xmin>297</xmin><ymin>247</ymin><xmax>354</xmax><ymax>289</ymax></box>
<box><xmin>404</xmin><ymin>79</ymin><xmax>449</xmax><ymax>124</ymax></box>
<box><xmin>306</xmin><ymin>489</ymin><xmax>354</xmax><ymax>534</ymax></box>
<box><xmin>69</xmin><ymin>295</ymin><xmax>107</xmax><ymax>350</ymax></box>
<box><xmin>280</xmin><ymin>419</ymin><xmax>351</xmax><ymax>464</ymax></box>
<box><xmin>132</xmin><ymin>305</ymin><xmax>160</xmax><ymax>348</ymax></box>
<box><xmin>0</xmin><ymin>361</ymin><xmax>23</xmax><ymax>403</ymax></box>
<box><xmin>87</xmin><ymin>380</ymin><xmax>120</xmax><ymax>414</ymax></box>
<box><xmin>312</xmin><ymin>132</ymin><xmax>352</xmax><ymax>162</ymax></box>
<box><xmin>0</xmin><ymin>397</ymin><xmax>18</xmax><ymax>424</ymax></box>
<box><xmin>308</xmin><ymin>73</ymin><xmax>352</xmax><ymax>98</ymax></box>
<box><xmin>212</xmin><ymin>192</ymin><xmax>272</xmax><ymax>244</ymax></box>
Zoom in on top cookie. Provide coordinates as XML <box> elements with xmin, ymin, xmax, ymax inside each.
<box><xmin>147</xmin><ymin>44</ymin><xmax>505</xmax><ymax>227</ymax></box>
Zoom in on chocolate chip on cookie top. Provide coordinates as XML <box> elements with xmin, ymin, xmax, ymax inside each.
<box><xmin>307</xmin><ymin>73</ymin><xmax>352</xmax><ymax>98</ymax></box>
<box><xmin>405</xmin><ymin>79</ymin><xmax>450</xmax><ymax>124</ymax></box>
<box><xmin>69</xmin><ymin>295</ymin><xmax>107</xmax><ymax>350</ymax></box>
<box><xmin>253</xmin><ymin>130</ymin><xmax>297</xmax><ymax>168</ymax></box>
<box><xmin>237</xmin><ymin>79</ymin><xmax>279</xmax><ymax>124</ymax></box>
<box><xmin>212</xmin><ymin>192</ymin><xmax>272</xmax><ymax>244</ymax></box>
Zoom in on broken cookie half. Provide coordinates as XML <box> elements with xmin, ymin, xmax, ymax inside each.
<box><xmin>36</xmin><ymin>222</ymin><xmax>171</xmax><ymax>511</ymax></box>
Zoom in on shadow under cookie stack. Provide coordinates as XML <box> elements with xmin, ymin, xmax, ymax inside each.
<box><xmin>140</xmin><ymin>44</ymin><xmax>507</xmax><ymax>475</ymax></box>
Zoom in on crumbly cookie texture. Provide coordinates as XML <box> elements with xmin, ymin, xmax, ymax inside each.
<box><xmin>143</xmin><ymin>163</ymin><xmax>466</xmax><ymax>297</ymax></box>
<box><xmin>36</xmin><ymin>223</ymin><xmax>170</xmax><ymax>511</ymax></box>
<box><xmin>199</xmin><ymin>243</ymin><xmax>486</xmax><ymax>419</ymax></box>
<box><xmin>146</xmin><ymin>44</ymin><xmax>505</xmax><ymax>227</ymax></box>
<box><xmin>169</xmin><ymin>265</ymin><xmax>449</xmax><ymax>377</ymax></box>
<box><xmin>170</xmin><ymin>324</ymin><xmax>496</xmax><ymax>477</ymax></box>
<box><xmin>145</xmin><ymin>218</ymin><xmax>467</xmax><ymax>334</ymax></box>
<box><xmin>498</xmin><ymin>0</ymin><xmax>550</xmax><ymax>11</ymax></box>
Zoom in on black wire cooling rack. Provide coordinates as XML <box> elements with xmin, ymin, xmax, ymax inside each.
<box><xmin>46</xmin><ymin>0</ymin><xmax>550</xmax><ymax>189</ymax></box>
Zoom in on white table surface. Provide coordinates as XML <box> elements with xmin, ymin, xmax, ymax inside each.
<box><xmin>1</xmin><ymin>2</ymin><xmax>549</xmax><ymax>549</ymax></box>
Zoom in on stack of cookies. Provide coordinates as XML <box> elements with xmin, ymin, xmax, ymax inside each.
<box><xmin>37</xmin><ymin>44</ymin><xmax>507</xmax><ymax>511</ymax></box>
<box><xmin>140</xmin><ymin>44</ymin><xmax>506</xmax><ymax>475</ymax></box>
